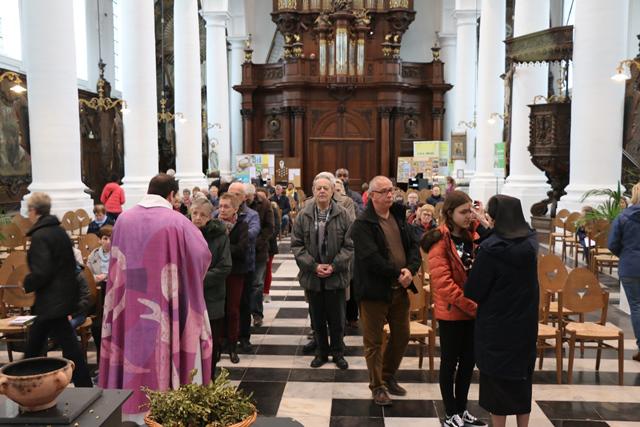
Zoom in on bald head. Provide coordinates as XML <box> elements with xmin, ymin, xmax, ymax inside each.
<box><xmin>368</xmin><ymin>176</ymin><xmax>392</xmax><ymax>192</ymax></box>
<box><xmin>228</xmin><ymin>182</ymin><xmax>247</xmax><ymax>203</ymax></box>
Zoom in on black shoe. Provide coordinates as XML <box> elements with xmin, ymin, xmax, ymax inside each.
<box><xmin>372</xmin><ymin>387</ymin><xmax>392</xmax><ymax>406</ymax></box>
<box><xmin>384</xmin><ymin>376</ymin><xmax>407</xmax><ymax>396</ymax></box>
<box><xmin>252</xmin><ymin>314</ymin><xmax>263</xmax><ymax>328</ymax></box>
<box><xmin>310</xmin><ymin>355</ymin><xmax>328</xmax><ymax>368</ymax></box>
<box><xmin>229</xmin><ymin>344</ymin><xmax>240</xmax><ymax>364</ymax></box>
<box><xmin>333</xmin><ymin>355</ymin><xmax>348</xmax><ymax>370</ymax></box>
<box><xmin>302</xmin><ymin>339</ymin><xmax>317</xmax><ymax>354</ymax></box>
<box><xmin>239</xmin><ymin>339</ymin><xmax>252</xmax><ymax>353</ymax></box>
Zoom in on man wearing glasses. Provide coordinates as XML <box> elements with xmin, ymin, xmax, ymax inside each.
<box><xmin>350</xmin><ymin>176</ymin><xmax>421</xmax><ymax>406</ymax></box>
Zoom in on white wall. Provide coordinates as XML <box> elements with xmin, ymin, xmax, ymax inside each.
<box><xmin>244</xmin><ymin>0</ymin><xmax>276</xmax><ymax>63</ymax></box>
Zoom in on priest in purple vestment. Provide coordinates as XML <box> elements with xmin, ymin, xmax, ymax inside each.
<box><xmin>98</xmin><ymin>174</ymin><xmax>213</xmax><ymax>422</ymax></box>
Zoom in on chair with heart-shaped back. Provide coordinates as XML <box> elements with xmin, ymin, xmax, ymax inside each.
<box><xmin>548</xmin><ymin>209</ymin><xmax>571</xmax><ymax>254</ymax></box>
<box><xmin>563</xmin><ymin>268</ymin><xmax>624</xmax><ymax>385</ymax></box>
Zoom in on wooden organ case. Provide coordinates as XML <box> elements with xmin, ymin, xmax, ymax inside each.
<box><xmin>234</xmin><ymin>0</ymin><xmax>452</xmax><ymax>190</ymax></box>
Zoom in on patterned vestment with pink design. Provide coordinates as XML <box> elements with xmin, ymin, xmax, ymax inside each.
<box><xmin>98</xmin><ymin>201</ymin><xmax>213</xmax><ymax>418</ymax></box>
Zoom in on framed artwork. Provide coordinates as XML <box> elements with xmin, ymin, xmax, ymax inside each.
<box><xmin>451</xmin><ymin>131</ymin><xmax>467</xmax><ymax>161</ymax></box>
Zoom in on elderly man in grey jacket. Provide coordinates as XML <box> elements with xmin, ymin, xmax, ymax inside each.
<box><xmin>292</xmin><ymin>172</ymin><xmax>354</xmax><ymax>369</ymax></box>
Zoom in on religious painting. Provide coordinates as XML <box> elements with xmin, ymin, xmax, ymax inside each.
<box><xmin>0</xmin><ymin>97</ymin><xmax>30</xmax><ymax>177</ymax></box>
<box><xmin>451</xmin><ymin>131</ymin><xmax>467</xmax><ymax>161</ymax></box>
<box><xmin>275</xmin><ymin>157</ymin><xmax>301</xmax><ymax>185</ymax></box>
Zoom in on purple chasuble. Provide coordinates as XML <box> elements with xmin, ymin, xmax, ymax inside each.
<box><xmin>98</xmin><ymin>204</ymin><xmax>213</xmax><ymax>417</ymax></box>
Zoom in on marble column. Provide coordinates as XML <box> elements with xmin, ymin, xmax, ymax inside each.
<box><xmin>452</xmin><ymin>0</ymin><xmax>479</xmax><ymax>176</ymax></box>
<box><xmin>439</xmin><ymin>32</ymin><xmax>456</xmax><ymax>146</ymax></box>
<box><xmin>119</xmin><ymin>0</ymin><xmax>159</xmax><ymax>208</ymax></box>
<box><xmin>558</xmin><ymin>0</ymin><xmax>628</xmax><ymax>213</ymax></box>
<box><xmin>501</xmin><ymin>0</ymin><xmax>551</xmax><ymax>219</ymax></box>
<box><xmin>21</xmin><ymin>0</ymin><xmax>93</xmax><ymax>218</ymax></box>
<box><xmin>228</xmin><ymin>36</ymin><xmax>248</xmax><ymax>171</ymax></box>
<box><xmin>174</xmin><ymin>0</ymin><xmax>208</xmax><ymax>190</ymax></box>
<box><xmin>469</xmin><ymin>0</ymin><xmax>505</xmax><ymax>204</ymax></box>
<box><xmin>202</xmin><ymin>11</ymin><xmax>232</xmax><ymax>180</ymax></box>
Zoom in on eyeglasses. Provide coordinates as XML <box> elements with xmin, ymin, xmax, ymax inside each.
<box><xmin>371</xmin><ymin>188</ymin><xmax>393</xmax><ymax>195</ymax></box>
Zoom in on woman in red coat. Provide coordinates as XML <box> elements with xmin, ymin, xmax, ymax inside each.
<box><xmin>100</xmin><ymin>174</ymin><xmax>126</xmax><ymax>221</ymax></box>
<box><xmin>421</xmin><ymin>191</ymin><xmax>488</xmax><ymax>427</ymax></box>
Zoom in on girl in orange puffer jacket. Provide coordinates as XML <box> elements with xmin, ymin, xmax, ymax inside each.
<box><xmin>421</xmin><ymin>191</ymin><xmax>488</xmax><ymax>427</ymax></box>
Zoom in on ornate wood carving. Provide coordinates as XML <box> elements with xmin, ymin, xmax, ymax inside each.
<box><xmin>528</xmin><ymin>101</ymin><xmax>571</xmax><ymax>216</ymax></box>
<box><xmin>236</xmin><ymin>1</ymin><xmax>451</xmax><ymax>191</ymax></box>
<box><xmin>623</xmin><ymin>42</ymin><xmax>640</xmax><ymax>191</ymax></box>
<box><xmin>505</xmin><ymin>26</ymin><xmax>573</xmax><ymax>64</ymax></box>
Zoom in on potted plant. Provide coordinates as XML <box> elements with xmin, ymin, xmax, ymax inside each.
<box><xmin>579</xmin><ymin>182</ymin><xmax>628</xmax><ymax>224</ymax></box>
<box><xmin>142</xmin><ymin>369</ymin><xmax>256</xmax><ymax>427</ymax></box>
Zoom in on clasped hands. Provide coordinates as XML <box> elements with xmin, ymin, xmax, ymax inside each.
<box><xmin>315</xmin><ymin>264</ymin><xmax>334</xmax><ymax>278</ymax></box>
<box><xmin>397</xmin><ymin>268</ymin><xmax>413</xmax><ymax>288</ymax></box>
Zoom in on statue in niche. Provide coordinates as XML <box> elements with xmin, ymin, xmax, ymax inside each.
<box><xmin>208</xmin><ymin>137</ymin><xmax>219</xmax><ymax>172</ymax></box>
<box><xmin>332</xmin><ymin>0</ymin><xmax>352</xmax><ymax>11</ymax></box>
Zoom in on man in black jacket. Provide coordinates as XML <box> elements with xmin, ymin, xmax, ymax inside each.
<box><xmin>23</xmin><ymin>192</ymin><xmax>93</xmax><ymax>387</ymax></box>
<box><xmin>351</xmin><ymin>176</ymin><xmax>421</xmax><ymax>406</ymax></box>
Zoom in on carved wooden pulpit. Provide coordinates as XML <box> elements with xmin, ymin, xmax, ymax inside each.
<box><xmin>234</xmin><ymin>0</ymin><xmax>452</xmax><ymax>190</ymax></box>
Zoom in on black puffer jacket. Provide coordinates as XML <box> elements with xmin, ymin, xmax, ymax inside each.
<box><xmin>464</xmin><ymin>231</ymin><xmax>539</xmax><ymax>380</ymax></box>
<box><xmin>249</xmin><ymin>197</ymin><xmax>275</xmax><ymax>263</ymax></box>
<box><xmin>24</xmin><ymin>215</ymin><xmax>79</xmax><ymax>320</ymax></box>
<box><xmin>202</xmin><ymin>219</ymin><xmax>232</xmax><ymax>320</ymax></box>
<box><xmin>229</xmin><ymin>220</ymin><xmax>250</xmax><ymax>275</ymax></box>
<box><xmin>351</xmin><ymin>201</ymin><xmax>421</xmax><ymax>302</ymax></box>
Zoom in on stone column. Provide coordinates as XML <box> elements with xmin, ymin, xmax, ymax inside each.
<box><xmin>228</xmin><ymin>36</ymin><xmax>248</xmax><ymax>171</ymax></box>
<box><xmin>202</xmin><ymin>11</ymin><xmax>232</xmax><ymax>180</ymax></box>
<box><xmin>21</xmin><ymin>0</ymin><xmax>93</xmax><ymax>218</ymax></box>
<box><xmin>439</xmin><ymin>32</ymin><xmax>456</xmax><ymax>145</ymax></box>
<box><xmin>469</xmin><ymin>0</ymin><xmax>505</xmax><ymax>204</ymax></box>
<box><xmin>452</xmin><ymin>0</ymin><xmax>480</xmax><ymax>176</ymax></box>
<box><xmin>174</xmin><ymin>0</ymin><xmax>208</xmax><ymax>190</ymax></box>
<box><xmin>558</xmin><ymin>0</ymin><xmax>628</xmax><ymax>213</ymax></box>
<box><xmin>501</xmin><ymin>0</ymin><xmax>551</xmax><ymax>219</ymax></box>
<box><xmin>119</xmin><ymin>0</ymin><xmax>159</xmax><ymax>208</ymax></box>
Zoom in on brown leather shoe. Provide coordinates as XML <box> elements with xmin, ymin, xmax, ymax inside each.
<box><xmin>633</xmin><ymin>352</ymin><xmax>640</xmax><ymax>362</ymax></box>
<box><xmin>384</xmin><ymin>376</ymin><xmax>407</xmax><ymax>396</ymax></box>
<box><xmin>372</xmin><ymin>387</ymin><xmax>392</xmax><ymax>406</ymax></box>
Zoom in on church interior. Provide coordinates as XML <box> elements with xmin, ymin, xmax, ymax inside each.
<box><xmin>1</xmin><ymin>0</ymin><xmax>640</xmax><ymax>426</ymax></box>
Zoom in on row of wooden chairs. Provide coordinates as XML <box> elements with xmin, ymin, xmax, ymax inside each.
<box><xmin>537</xmin><ymin>253</ymin><xmax>624</xmax><ymax>385</ymax></box>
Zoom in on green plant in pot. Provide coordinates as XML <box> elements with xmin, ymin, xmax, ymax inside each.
<box><xmin>142</xmin><ymin>369</ymin><xmax>256</xmax><ymax>427</ymax></box>
<box><xmin>579</xmin><ymin>182</ymin><xmax>629</xmax><ymax>224</ymax></box>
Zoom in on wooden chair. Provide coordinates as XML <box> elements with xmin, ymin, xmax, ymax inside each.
<box><xmin>561</xmin><ymin>212</ymin><xmax>582</xmax><ymax>264</ymax></box>
<box><xmin>418</xmin><ymin>189</ymin><xmax>432</xmax><ymax>203</ymax></box>
<box><xmin>536</xmin><ymin>256</ymin><xmax>563</xmax><ymax>384</ymax></box>
<box><xmin>0</xmin><ymin>223</ymin><xmax>27</xmax><ymax>257</ymax></box>
<box><xmin>563</xmin><ymin>268</ymin><xmax>624</xmax><ymax>385</ymax></box>
<box><xmin>537</xmin><ymin>253</ymin><xmax>576</xmax><ymax>328</ymax></box>
<box><xmin>74</xmin><ymin>209</ymin><xmax>92</xmax><ymax>235</ymax></box>
<box><xmin>0</xmin><ymin>264</ymin><xmax>35</xmax><ymax>362</ymax></box>
<box><xmin>60</xmin><ymin>211</ymin><xmax>81</xmax><ymax>243</ymax></box>
<box><xmin>589</xmin><ymin>223</ymin><xmax>619</xmax><ymax>280</ymax></box>
<box><xmin>11</xmin><ymin>214</ymin><xmax>32</xmax><ymax>236</ymax></box>
<box><xmin>382</xmin><ymin>272</ymin><xmax>435</xmax><ymax>372</ymax></box>
<box><xmin>547</xmin><ymin>209</ymin><xmax>570</xmax><ymax>255</ymax></box>
<box><xmin>78</xmin><ymin>233</ymin><xmax>101</xmax><ymax>262</ymax></box>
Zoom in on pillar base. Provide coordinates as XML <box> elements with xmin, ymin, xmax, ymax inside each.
<box><xmin>557</xmin><ymin>182</ymin><xmax>619</xmax><ymax>214</ymax></box>
<box><xmin>21</xmin><ymin>182</ymin><xmax>94</xmax><ymax>220</ymax></box>
<box><xmin>175</xmin><ymin>172</ymin><xmax>209</xmax><ymax>193</ymax></box>
<box><xmin>501</xmin><ymin>174</ymin><xmax>551</xmax><ymax>223</ymax></box>
<box><xmin>122</xmin><ymin>175</ymin><xmax>155</xmax><ymax>210</ymax></box>
<box><xmin>468</xmin><ymin>172</ymin><xmax>504</xmax><ymax>204</ymax></box>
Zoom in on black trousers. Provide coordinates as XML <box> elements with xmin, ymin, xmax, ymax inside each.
<box><xmin>307</xmin><ymin>288</ymin><xmax>346</xmax><ymax>357</ymax></box>
<box><xmin>438</xmin><ymin>319</ymin><xmax>475</xmax><ymax>416</ymax></box>
<box><xmin>239</xmin><ymin>270</ymin><xmax>255</xmax><ymax>342</ymax></box>
<box><xmin>346</xmin><ymin>280</ymin><xmax>359</xmax><ymax>322</ymax></box>
<box><xmin>25</xmin><ymin>317</ymin><xmax>93</xmax><ymax>387</ymax></box>
<box><xmin>210</xmin><ymin>318</ymin><xmax>224</xmax><ymax>377</ymax></box>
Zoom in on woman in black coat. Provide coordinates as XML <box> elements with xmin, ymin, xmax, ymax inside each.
<box><xmin>464</xmin><ymin>195</ymin><xmax>539</xmax><ymax>427</ymax></box>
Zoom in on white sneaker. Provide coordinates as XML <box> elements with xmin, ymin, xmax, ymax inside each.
<box><xmin>461</xmin><ymin>410</ymin><xmax>486</xmax><ymax>426</ymax></box>
<box><xmin>264</xmin><ymin>294</ymin><xmax>271</xmax><ymax>303</ymax></box>
<box><xmin>443</xmin><ymin>414</ymin><xmax>464</xmax><ymax>427</ymax></box>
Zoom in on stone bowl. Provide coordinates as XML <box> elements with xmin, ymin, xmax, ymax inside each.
<box><xmin>0</xmin><ymin>357</ymin><xmax>74</xmax><ymax>412</ymax></box>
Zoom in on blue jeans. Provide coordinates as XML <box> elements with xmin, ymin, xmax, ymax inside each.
<box><xmin>250</xmin><ymin>260</ymin><xmax>268</xmax><ymax>318</ymax></box>
<box><xmin>281</xmin><ymin>214</ymin><xmax>290</xmax><ymax>234</ymax></box>
<box><xmin>622</xmin><ymin>277</ymin><xmax>640</xmax><ymax>350</ymax></box>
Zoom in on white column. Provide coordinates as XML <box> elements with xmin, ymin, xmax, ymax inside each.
<box><xmin>452</xmin><ymin>0</ymin><xmax>479</xmax><ymax>176</ymax></box>
<box><xmin>202</xmin><ymin>11</ymin><xmax>232</xmax><ymax>180</ymax></box>
<box><xmin>174</xmin><ymin>0</ymin><xmax>208</xmax><ymax>190</ymax></box>
<box><xmin>558</xmin><ymin>0</ymin><xmax>628</xmax><ymax>213</ymax></box>
<box><xmin>21</xmin><ymin>0</ymin><xmax>93</xmax><ymax>218</ymax></box>
<box><xmin>228</xmin><ymin>36</ymin><xmax>247</xmax><ymax>172</ymax></box>
<box><xmin>120</xmin><ymin>0</ymin><xmax>159</xmax><ymax>208</ymax></box>
<box><xmin>501</xmin><ymin>0</ymin><xmax>551</xmax><ymax>219</ymax></box>
<box><xmin>469</xmin><ymin>0</ymin><xmax>505</xmax><ymax>204</ymax></box>
<box><xmin>440</xmin><ymin>33</ymin><xmax>456</xmax><ymax>146</ymax></box>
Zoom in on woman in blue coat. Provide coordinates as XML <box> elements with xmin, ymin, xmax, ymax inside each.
<box><xmin>609</xmin><ymin>182</ymin><xmax>640</xmax><ymax>362</ymax></box>
<box><xmin>464</xmin><ymin>195</ymin><xmax>539</xmax><ymax>427</ymax></box>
